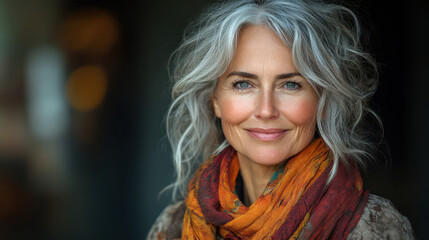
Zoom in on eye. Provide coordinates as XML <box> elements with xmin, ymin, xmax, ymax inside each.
<box><xmin>283</xmin><ymin>81</ymin><xmax>301</xmax><ymax>90</ymax></box>
<box><xmin>233</xmin><ymin>80</ymin><xmax>252</xmax><ymax>90</ymax></box>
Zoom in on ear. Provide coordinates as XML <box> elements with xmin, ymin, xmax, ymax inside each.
<box><xmin>211</xmin><ymin>92</ymin><xmax>222</xmax><ymax>118</ymax></box>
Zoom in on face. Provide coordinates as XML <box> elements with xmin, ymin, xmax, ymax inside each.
<box><xmin>212</xmin><ymin>25</ymin><xmax>318</xmax><ymax>168</ymax></box>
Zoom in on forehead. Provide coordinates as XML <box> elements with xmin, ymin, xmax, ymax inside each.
<box><xmin>237</xmin><ymin>25</ymin><xmax>287</xmax><ymax>52</ymax></box>
<box><xmin>227</xmin><ymin>25</ymin><xmax>296</xmax><ymax>73</ymax></box>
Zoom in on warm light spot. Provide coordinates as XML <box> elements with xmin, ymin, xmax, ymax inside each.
<box><xmin>355</xmin><ymin>177</ymin><xmax>363</xmax><ymax>191</ymax></box>
<box><xmin>59</xmin><ymin>9</ymin><xmax>119</xmax><ymax>56</ymax></box>
<box><xmin>66</xmin><ymin>66</ymin><xmax>108</xmax><ymax>111</ymax></box>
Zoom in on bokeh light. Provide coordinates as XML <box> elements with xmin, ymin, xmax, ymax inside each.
<box><xmin>66</xmin><ymin>65</ymin><xmax>108</xmax><ymax>111</ymax></box>
<box><xmin>59</xmin><ymin>9</ymin><xmax>119</xmax><ymax>56</ymax></box>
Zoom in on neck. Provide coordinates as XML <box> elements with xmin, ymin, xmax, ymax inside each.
<box><xmin>237</xmin><ymin>154</ymin><xmax>279</xmax><ymax>205</ymax></box>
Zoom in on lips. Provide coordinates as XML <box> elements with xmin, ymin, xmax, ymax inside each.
<box><xmin>246</xmin><ymin>128</ymin><xmax>287</xmax><ymax>142</ymax></box>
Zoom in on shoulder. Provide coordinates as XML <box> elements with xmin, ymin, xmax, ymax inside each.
<box><xmin>146</xmin><ymin>195</ymin><xmax>415</xmax><ymax>239</ymax></box>
<box><xmin>147</xmin><ymin>201</ymin><xmax>186</xmax><ymax>240</ymax></box>
<box><xmin>347</xmin><ymin>194</ymin><xmax>415</xmax><ymax>240</ymax></box>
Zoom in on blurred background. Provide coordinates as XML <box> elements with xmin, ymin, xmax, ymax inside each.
<box><xmin>0</xmin><ymin>0</ymin><xmax>427</xmax><ymax>239</ymax></box>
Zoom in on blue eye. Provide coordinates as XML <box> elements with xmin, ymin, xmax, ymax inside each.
<box><xmin>234</xmin><ymin>81</ymin><xmax>252</xmax><ymax>89</ymax></box>
<box><xmin>284</xmin><ymin>81</ymin><xmax>300</xmax><ymax>90</ymax></box>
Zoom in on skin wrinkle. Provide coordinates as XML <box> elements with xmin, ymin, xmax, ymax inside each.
<box><xmin>212</xmin><ymin>25</ymin><xmax>318</xmax><ymax>205</ymax></box>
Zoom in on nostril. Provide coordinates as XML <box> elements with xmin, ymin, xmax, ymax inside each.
<box><xmin>255</xmin><ymin>95</ymin><xmax>279</xmax><ymax>120</ymax></box>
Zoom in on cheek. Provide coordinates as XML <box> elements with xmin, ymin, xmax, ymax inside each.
<box><xmin>281</xmin><ymin>97</ymin><xmax>318</xmax><ymax>126</ymax></box>
<box><xmin>218</xmin><ymin>95</ymin><xmax>253</xmax><ymax>124</ymax></box>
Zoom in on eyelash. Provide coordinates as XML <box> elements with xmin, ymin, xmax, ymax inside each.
<box><xmin>282</xmin><ymin>80</ymin><xmax>302</xmax><ymax>90</ymax></box>
<box><xmin>232</xmin><ymin>80</ymin><xmax>253</xmax><ymax>90</ymax></box>
<box><xmin>231</xmin><ymin>79</ymin><xmax>302</xmax><ymax>91</ymax></box>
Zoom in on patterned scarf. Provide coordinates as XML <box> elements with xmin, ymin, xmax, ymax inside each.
<box><xmin>182</xmin><ymin>138</ymin><xmax>368</xmax><ymax>239</ymax></box>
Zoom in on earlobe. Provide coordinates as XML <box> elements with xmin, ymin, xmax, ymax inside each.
<box><xmin>211</xmin><ymin>93</ymin><xmax>222</xmax><ymax>118</ymax></box>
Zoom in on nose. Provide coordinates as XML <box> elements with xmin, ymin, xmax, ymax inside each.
<box><xmin>255</xmin><ymin>89</ymin><xmax>279</xmax><ymax>120</ymax></box>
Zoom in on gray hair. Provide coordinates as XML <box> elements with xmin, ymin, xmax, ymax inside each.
<box><xmin>165</xmin><ymin>0</ymin><xmax>381</xmax><ymax>200</ymax></box>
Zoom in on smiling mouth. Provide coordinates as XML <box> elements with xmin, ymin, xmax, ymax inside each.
<box><xmin>246</xmin><ymin>128</ymin><xmax>287</xmax><ymax>142</ymax></box>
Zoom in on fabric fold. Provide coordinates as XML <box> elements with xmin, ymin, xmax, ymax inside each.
<box><xmin>182</xmin><ymin>138</ymin><xmax>368</xmax><ymax>239</ymax></box>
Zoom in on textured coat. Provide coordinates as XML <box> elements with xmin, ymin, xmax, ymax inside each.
<box><xmin>147</xmin><ymin>194</ymin><xmax>414</xmax><ymax>240</ymax></box>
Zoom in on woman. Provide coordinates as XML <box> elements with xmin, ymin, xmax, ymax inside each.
<box><xmin>148</xmin><ymin>0</ymin><xmax>414</xmax><ymax>239</ymax></box>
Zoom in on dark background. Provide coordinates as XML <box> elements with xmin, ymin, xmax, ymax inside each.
<box><xmin>0</xmin><ymin>0</ymin><xmax>427</xmax><ymax>239</ymax></box>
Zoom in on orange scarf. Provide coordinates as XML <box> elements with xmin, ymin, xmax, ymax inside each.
<box><xmin>182</xmin><ymin>138</ymin><xmax>368</xmax><ymax>239</ymax></box>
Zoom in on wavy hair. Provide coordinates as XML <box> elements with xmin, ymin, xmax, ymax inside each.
<box><xmin>165</xmin><ymin>0</ymin><xmax>380</xmax><ymax>200</ymax></box>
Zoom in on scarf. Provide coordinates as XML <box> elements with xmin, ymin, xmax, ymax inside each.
<box><xmin>182</xmin><ymin>138</ymin><xmax>368</xmax><ymax>239</ymax></box>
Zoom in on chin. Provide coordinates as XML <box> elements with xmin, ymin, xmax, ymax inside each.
<box><xmin>240</xmin><ymin>145</ymin><xmax>293</xmax><ymax>167</ymax></box>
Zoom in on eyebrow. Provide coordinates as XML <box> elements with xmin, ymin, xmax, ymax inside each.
<box><xmin>226</xmin><ymin>71</ymin><xmax>301</xmax><ymax>80</ymax></box>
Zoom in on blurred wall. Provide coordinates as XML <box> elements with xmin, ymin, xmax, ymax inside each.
<box><xmin>0</xmin><ymin>0</ymin><xmax>427</xmax><ymax>239</ymax></box>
